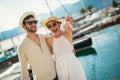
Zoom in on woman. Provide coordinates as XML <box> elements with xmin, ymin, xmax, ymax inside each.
<box><xmin>41</xmin><ymin>15</ymin><xmax>86</xmax><ymax>80</ymax></box>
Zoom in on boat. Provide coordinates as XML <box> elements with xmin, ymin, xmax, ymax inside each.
<box><xmin>0</xmin><ymin>54</ymin><xmax>19</xmax><ymax>71</ymax></box>
<box><xmin>0</xmin><ymin>62</ymin><xmax>21</xmax><ymax>80</ymax></box>
<box><xmin>73</xmin><ymin>37</ymin><xmax>92</xmax><ymax>51</ymax></box>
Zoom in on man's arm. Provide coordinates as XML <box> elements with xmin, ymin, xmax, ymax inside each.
<box><xmin>46</xmin><ymin>36</ymin><xmax>54</xmax><ymax>55</ymax></box>
<box><xmin>18</xmin><ymin>46</ymin><xmax>30</xmax><ymax>80</ymax></box>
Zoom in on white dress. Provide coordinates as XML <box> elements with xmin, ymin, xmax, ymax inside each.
<box><xmin>53</xmin><ymin>34</ymin><xmax>86</xmax><ymax>80</ymax></box>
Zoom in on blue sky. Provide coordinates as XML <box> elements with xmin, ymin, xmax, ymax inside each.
<box><xmin>0</xmin><ymin>0</ymin><xmax>79</xmax><ymax>32</ymax></box>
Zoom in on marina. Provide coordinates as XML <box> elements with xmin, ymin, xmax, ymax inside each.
<box><xmin>0</xmin><ymin>0</ymin><xmax>120</xmax><ymax>80</ymax></box>
<box><xmin>0</xmin><ymin>23</ymin><xmax>120</xmax><ymax>80</ymax></box>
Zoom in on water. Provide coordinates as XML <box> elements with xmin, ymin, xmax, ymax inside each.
<box><xmin>77</xmin><ymin>24</ymin><xmax>120</xmax><ymax>80</ymax></box>
<box><xmin>0</xmin><ymin>23</ymin><xmax>120</xmax><ymax>80</ymax></box>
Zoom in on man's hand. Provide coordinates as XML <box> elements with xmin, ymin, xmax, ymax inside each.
<box><xmin>73</xmin><ymin>49</ymin><xmax>76</xmax><ymax>55</ymax></box>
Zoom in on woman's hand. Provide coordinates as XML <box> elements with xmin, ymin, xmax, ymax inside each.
<box><xmin>65</xmin><ymin>15</ymin><xmax>74</xmax><ymax>24</ymax></box>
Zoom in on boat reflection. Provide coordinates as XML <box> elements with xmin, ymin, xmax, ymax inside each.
<box><xmin>76</xmin><ymin>47</ymin><xmax>97</xmax><ymax>57</ymax></box>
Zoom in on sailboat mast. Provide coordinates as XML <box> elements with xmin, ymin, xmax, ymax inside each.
<box><xmin>57</xmin><ymin>0</ymin><xmax>70</xmax><ymax>15</ymax></box>
<box><xmin>44</xmin><ymin>0</ymin><xmax>53</xmax><ymax>16</ymax></box>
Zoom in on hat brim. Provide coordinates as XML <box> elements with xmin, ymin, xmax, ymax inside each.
<box><xmin>40</xmin><ymin>16</ymin><xmax>62</xmax><ymax>28</ymax></box>
<box><xmin>19</xmin><ymin>11</ymin><xmax>37</xmax><ymax>29</ymax></box>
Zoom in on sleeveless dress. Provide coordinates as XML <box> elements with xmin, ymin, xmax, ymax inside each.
<box><xmin>53</xmin><ymin>34</ymin><xmax>86</xmax><ymax>80</ymax></box>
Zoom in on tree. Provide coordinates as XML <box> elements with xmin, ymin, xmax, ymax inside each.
<box><xmin>87</xmin><ymin>5</ymin><xmax>93</xmax><ymax>15</ymax></box>
<box><xmin>112</xmin><ymin>0</ymin><xmax>118</xmax><ymax>7</ymax></box>
<box><xmin>80</xmin><ymin>8</ymin><xmax>86</xmax><ymax>15</ymax></box>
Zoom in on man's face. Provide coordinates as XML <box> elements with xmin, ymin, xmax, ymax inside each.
<box><xmin>23</xmin><ymin>17</ymin><xmax>38</xmax><ymax>33</ymax></box>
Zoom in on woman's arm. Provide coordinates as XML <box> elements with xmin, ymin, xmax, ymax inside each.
<box><xmin>64</xmin><ymin>15</ymin><xmax>74</xmax><ymax>43</ymax></box>
<box><xmin>64</xmin><ymin>15</ymin><xmax>74</xmax><ymax>35</ymax></box>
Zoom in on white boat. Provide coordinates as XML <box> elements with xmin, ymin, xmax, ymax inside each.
<box><xmin>0</xmin><ymin>62</ymin><xmax>21</xmax><ymax>80</ymax></box>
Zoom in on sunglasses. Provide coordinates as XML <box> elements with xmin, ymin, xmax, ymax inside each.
<box><xmin>46</xmin><ymin>22</ymin><xmax>57</xmax><ymax>29</ymax></box>
<box><xmin>25</xmin><ymin>20</ymin><xmax>38</xmax><ymax>25</ymax></box>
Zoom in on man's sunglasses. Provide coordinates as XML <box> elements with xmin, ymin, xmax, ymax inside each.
<box><xmin>25</xmin><ymin>20</ymin><xmax>38</xmax><ymax>25</ymax></box>
<box><xmin>46</xmin><ymin>22</ymin><xmax>57</xmax><ymax>29</ymax></box>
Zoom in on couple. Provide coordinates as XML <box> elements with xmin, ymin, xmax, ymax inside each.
<box><xmin>18</xmin><ymin>11</ymin><xmax>86</xmax><ymax>80</ymax></box>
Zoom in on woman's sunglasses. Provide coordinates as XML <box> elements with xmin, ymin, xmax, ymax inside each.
<box><xmin>46</xmin><ymin>22</ymin><xmax>57</xmax><ymax>29</ymax></box>
<box><xmin>25</xmin><ymin>20</ymin><xmax>38</xmax><ymax>25</ymax></box>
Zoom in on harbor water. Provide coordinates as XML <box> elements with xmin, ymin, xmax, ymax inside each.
<box><xmin>77</xmin><ymin>24</ymin><xmax>120</xmax><ymax>80</ymax></box>
<box><xmin>0</xmin><ymin>23</ymin><xmax>120</xmax><ymax>80</ymax></box>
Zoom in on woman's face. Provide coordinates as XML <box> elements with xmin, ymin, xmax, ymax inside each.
<box><xmin>46</xmin><ymin>20</ymin><xmax>61</xmax><ymax>33</ymax></box>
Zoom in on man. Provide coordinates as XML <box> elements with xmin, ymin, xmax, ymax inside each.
<box><xmin>18</xmin><ymin>11</ymin><xmax>57</xmax><ymax>80</ymax></box>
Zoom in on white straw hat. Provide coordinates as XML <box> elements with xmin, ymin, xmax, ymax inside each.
<box><xmin>19</xmin><ymin>11</ymin><xmax>37</xmax><ymax>28</ymax></box>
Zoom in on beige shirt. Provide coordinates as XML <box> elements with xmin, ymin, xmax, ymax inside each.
<box><xmin>18</xmin><ymin>34</ymin><xmax>56</xmax><ymax>80</ymax></box>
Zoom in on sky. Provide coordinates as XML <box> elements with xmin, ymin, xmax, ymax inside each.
<box><xmin>0</xmin><ymin>0</ymin><xmax>79</xmax><ymax>32</ymax></box>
